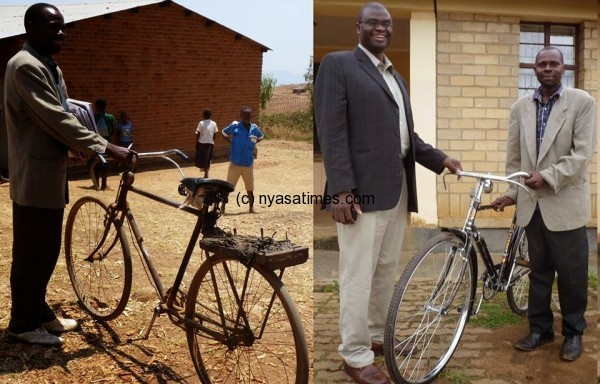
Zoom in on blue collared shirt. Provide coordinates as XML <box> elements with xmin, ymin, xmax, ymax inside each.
<box><xmin>533</xmin><ymin>84</ymin><xmax>562</xmax><ymax>157</ymax></box>
<box><xmin>222</xmin><ymin>121</ymin><xmax>264</xmax><ymax>166</ymax></box>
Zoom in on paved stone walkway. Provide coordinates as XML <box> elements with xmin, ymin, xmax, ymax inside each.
<box><xmin>313</xmin><ymin>289</ymin><xmax>598</xmax><ymax>384</ymax></box>
<box><xmin>312</xmin><ymin>207</ymin><xmax>599</xmax><ymax>383</ymax></box>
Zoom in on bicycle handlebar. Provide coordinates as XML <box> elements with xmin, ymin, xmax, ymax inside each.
<box><xmin>136</xmin><ymin>149</ymin><xmax>189</xmax><ymax>161</ymax></box>
<box><xmin>443</xmin><ymin>170</ymin><xmax>532</xmax><ymax>197</ymax></box>
<box><xmin>132</xmin><ymin>149</ymin><xmax>189</xmax><ymax>177</ymax></box>
<box><xmin>455</xmin><ymin>170</ymin><xmax>530</xmax><ymax>184</ymax></box>
<box><xmin>96</xmin><ymin>153</ymin><xmax>107</xmax><ymax>164</ymax></box>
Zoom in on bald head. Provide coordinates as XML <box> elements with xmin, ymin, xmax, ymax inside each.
<box><xmin>24</xmin><ymin>3</ymin><xmax>65</xmax><ymax>56</ymax></box>
<box><xmin>24</xmin><ymin>3</ymin><xmax>59</xmax><ymax>29</ymax></box>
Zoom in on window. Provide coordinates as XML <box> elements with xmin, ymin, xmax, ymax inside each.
<box><xmin>519</xmin><ymin>23</ymin><xmax>577</xmax><ymax>97</ymax></box>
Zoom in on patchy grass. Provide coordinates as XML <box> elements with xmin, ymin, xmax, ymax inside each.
<box><xmin>440</xmin><ymin>368</ymin><xmax>471</xmax><ymax>384</ymax></box>
<box><xmin>322</xmin><ymin>280</ymin><xmax>339</xmax><ymax>293</ymax></box>
<box><xmin>259</xmin><ymin>110</ymin><xmax>313</xmax><ymax>143</ymax></box>
<box><xmin>589</xmin><ymin>272</ymin><xmax>597</xmax><ymax>291</ymax></box>
<box><xmin>469</xmin><ymin>294</ymin><xmax>527</xmax><ymax>329</ymax></box>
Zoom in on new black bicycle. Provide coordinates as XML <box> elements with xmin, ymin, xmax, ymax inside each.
<box><xmin>383</xmin><ymin>171</ymin><xmax>532</xmax><ymax>384</ymax></box>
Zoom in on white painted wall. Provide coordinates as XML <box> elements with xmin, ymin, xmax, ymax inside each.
<box><xmin>410</xmin><ymin>11</ymin><xmax>439</xmax><ymax>224</ymax></box>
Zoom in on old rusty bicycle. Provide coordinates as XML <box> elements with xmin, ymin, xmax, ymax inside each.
<box><xmin>64</xmin><ymin>150</ymin><xmax>309</xmax><ymax>383</ymax></box>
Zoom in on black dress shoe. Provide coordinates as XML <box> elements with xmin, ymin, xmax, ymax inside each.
<box><xmin>515</xmin><ymin>331</ymin><xmax>554</xmax><ymax>351</ymax></box>
<box><xmin>560</xmin><ymin>335</ymin><xmax>582</xmax><ymax>361</ymax></box>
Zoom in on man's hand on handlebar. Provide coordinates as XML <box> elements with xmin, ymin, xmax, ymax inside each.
<box><xmin>105</xmin><ymin>142</ymin><xmax>134</xmax><ymax>164</ymax></box>
<box><xmin>443</xmin><ymin>157</ymin><xmax>463</xmax><ymax>174</ymax></box>
<box><xmin>524</xmin><ymin>171</ymin><xmax>546</xmax><ymax>190</ymax></box>
<box><xmin>491</xmin><ymin>196</ymin><xmax>515</xmax><ymax>212</ymax></box>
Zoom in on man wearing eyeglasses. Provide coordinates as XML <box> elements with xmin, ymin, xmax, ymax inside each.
<box><xmin>314</xmin><ymin>2</ymin><xmax>461</xmax><ymax>383</ymax></box>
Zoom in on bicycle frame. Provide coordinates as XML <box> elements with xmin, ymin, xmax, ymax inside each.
<box><xmin>97</xmin><ymin>151</ymin><xmax>281</xmax><ymax>342</ymax></box>
<box><xmin>69</xmin><ymin>151</ymin><xmax>311</xmax><ymax>383</ymax></box>
<box><xmin>441</xmin><ymin>171</ymin><xmax>530</xmax><ymax>316</ymax></box>
<box><xmin>105</xmin><ymin>154</ymin><xmax>204</xmax><ymax>332</ymax></box>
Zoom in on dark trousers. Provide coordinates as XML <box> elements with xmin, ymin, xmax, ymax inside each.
<box><xmin>9</xmin><ymin>202</ymin><xmax>63</xmax><ymax>333</ymax></box>
<box><xmin>525</xmin><ymin>210</ymin><xmax>588</xmax><ymax>336</ymax></box>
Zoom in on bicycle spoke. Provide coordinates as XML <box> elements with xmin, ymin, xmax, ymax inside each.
<box><xmin>385</xmin><ymin>233</ymin><xmax>474</xmax><ymax>384</ymax></box>
<box><xmin>186</xmin><ymin>254</ymin><xmax>307</xmax><ymax>383</ymax></box>
<box><xmin>65</xmin><ymin>197</ymin><xmax>132</xmax><ymax>321</ymax></box>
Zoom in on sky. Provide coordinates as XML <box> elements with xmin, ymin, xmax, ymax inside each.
<box><xmin>1</xmin><ymin>0</ymin><xmax>313</xmax><ymax>85</ymax></box>
<box><xmin>177</xmin><ymin>0</ymin><xmax>312</xmax><ymax>85</ymax></box>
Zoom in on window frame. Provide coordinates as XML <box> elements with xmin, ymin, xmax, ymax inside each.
<box><xmin>519</xmin><ymin>22</ymin><xmax>579</xmax><ymax>95</ymax></box>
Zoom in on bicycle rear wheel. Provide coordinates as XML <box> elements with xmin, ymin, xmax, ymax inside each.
<box><xmin>384</xmin><ymin>232</ymin><xmax>476</xmax><ymax>384</ymax></box>
<box><xmin>185</xmin><ymin>252</ymin><xmax>309</xmax><ymax>384</ymax></box>
<box><xmin>507</xmin><ymin>229</ymin><xmax>530</xmax><ymax>316</ymax></box>
<box><xmin>64</xmin><ymin>196</ymin><xmax>132</xmax><ymax>321</ymax></box>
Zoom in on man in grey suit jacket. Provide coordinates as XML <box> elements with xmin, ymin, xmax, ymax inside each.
<box><xmin>314</xmin><ymin>3</ymin><xmax>461</xmax><ymax>383</ymax></box>
<box><xmin>4</xmin><ymin>3</ymin><xmax>130</xmax><ymax>346</ymax></box>
<box><xmin>493</xmin><ymin>46</ymin><xmax>595</xmax><ymax>361</ymax></box>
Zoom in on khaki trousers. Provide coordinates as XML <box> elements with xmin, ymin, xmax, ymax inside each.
<box><xmin>337</xmin><ymin>176</ymin><xmax>408</xmax><ymax>368</ymax></box>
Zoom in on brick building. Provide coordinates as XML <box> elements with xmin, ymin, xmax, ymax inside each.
<box><xmin>0</xmin><ymin>0</ymin><xmax>269</xmax><ymax>173</ymax></box>
<box><xmin>314</xmin><ymin>0</ymin><xmax>598</xmax><ymax>229</ymax></box>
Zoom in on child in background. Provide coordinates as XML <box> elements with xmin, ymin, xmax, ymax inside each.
<box><xmin>195</xmin><ymin>108</ymin><xmax>218</xmax><ymax>178</ymax></box>
<box><xmin>118</xmin><ymin>111</ymin><xmax>133</xmax><ymax>148</ymax></box>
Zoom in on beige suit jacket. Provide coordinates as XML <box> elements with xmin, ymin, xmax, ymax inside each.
<box><xmin>505</xmin><ymin>87</ymin><xmax>596</xmax><ymax>231</ymax></box>
<box><xmin>5</xmin><ymin>44</ymin><xmax>107</xmax><ymax>209</ymax></box>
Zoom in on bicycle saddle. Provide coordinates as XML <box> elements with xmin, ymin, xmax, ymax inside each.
<box><xmin>178</xmin><ymin>178</ymin><xmax>234</xmax><ymax>197</ymax></box>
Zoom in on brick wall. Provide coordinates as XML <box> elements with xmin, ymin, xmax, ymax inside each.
<box><xmin>436</xmin><ymin>13</ymin><xmax>598</xmax><ymax>228</ymax></box>
<box><xmin>578</xmin><ymin>20</ymin><xmax>598</xmax><ymax>221</ymax></box>
<box><xmin>3</xmin><ymin>2</ymin><xmax>265</xmax><ymax>160</ymax></box>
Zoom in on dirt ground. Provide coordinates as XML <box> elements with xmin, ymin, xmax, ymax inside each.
<box><xmin>0</xmin><ymin>139</ymin><xmax>313</xmax><ymax>383</ymax></box>
<box><xmin>435</xmin><ymin>298</ymin><xmax>599</xmax><ymax>384</ymax></box>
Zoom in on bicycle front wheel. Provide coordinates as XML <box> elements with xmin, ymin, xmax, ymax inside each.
<box><xmin>64</xmin><ymin>196</ymin><xmax>132</xmax><ymax>321</ymax></box>
<box><xmin>384</xmin><ymin>232</ymin><xmax>476</xmax><ymax>384</ymax></box>
<box><xmin>185</xmin><ymin>252</ymin><xmax>309</xmax><ymax>384</ymax></box>
<box><xmin>507</xmin><ymin>229</ymin><xmax>530</xmax><ymax>316</ymax></box>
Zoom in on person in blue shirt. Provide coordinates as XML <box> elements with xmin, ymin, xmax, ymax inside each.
<box><xmin>117</xmin><ymin>111</ymin><xmax>133</xmax><ymax>148</ymax></box>
<box><xmin>222</xmin><ymin>106</ymin><xmax>264</xmax><ymax>213</ymax></box>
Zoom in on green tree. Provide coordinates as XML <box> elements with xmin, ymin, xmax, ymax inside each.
<box><xmin>260</xmin><ymin>74</ymin><xmax>277</xmax><ymax>110</ymax></box>
<box><xmin>304</xmin><ymin>56</ymin><xmax>314</xmax><ymax>109</ymax></box>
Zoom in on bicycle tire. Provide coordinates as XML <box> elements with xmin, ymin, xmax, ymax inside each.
<box><xmin>507</xmin><ymin>229</ymin><xmax>530</xmax><ymax>316</ymax></box>
<box><xmin>384</xmin><ymin>232</ymin><xmax>476</xmax><ymax>384</ymax></box>
<box><xmin>185</xmin><ymin>252</ymin><xmax>309</xmax><ymax>384</ymax></box>
<box><xmin>64</xmin><ymin>196</ymin><xmax>132</xmax><ymax>321</ymax></box>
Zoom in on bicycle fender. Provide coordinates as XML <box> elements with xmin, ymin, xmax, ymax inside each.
<box><xmin>440</xmin><ymin>227</ymin><xmax>478</xmax><ymax>321</ymax></box>
<box><xmin>440</xmin><ymin>227</ymin><xmax>467</xmax><ymax>242</ymax></box>
<box><xmin>440</xmin><ymin>226</ymin><xmax>477</xmax><ymax>261</ymax></box>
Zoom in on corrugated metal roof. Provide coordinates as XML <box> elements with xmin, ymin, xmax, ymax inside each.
<box><xmin>1</xmin><ymin>1</ymin><xmax>163</xmax><ymax>39</ymax></box>
<box><xmin>0</xmin><ymin>0</ymin><xmax>269</xmax><ymax>50</ymax></box>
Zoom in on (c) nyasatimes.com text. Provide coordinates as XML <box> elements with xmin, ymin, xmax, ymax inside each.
<box><xmin>233</xmin><ymin>192</ymin><xmax>375</xmax><ymax>208</ymax></box>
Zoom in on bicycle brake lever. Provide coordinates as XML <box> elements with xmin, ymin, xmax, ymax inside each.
<box><xmin>505</xmin><ymin>171</ymin><xmax>533</xmax><ymax>201</ymax></box>
<box><xmin>442</xmin><ymin>172</ymin><xmax>461</xmax><ymax>190</ymax></box>
<box><xmin>506</xmin><ymin>179</ymin><xmax>534</xmax><ymax>201</ymax></box>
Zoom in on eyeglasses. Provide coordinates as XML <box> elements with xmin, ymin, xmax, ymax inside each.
<box><xmin>358</xmin><ymin>19</ymin><xmax>393</xmax><ymax>28</ymax></box>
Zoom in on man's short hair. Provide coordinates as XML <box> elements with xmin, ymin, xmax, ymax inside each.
<box><xmin>358</xmin><ymin>2</ymin><xmax>387</xmax><ymax>21</ymax></box>
<box><xmin>536</xmin><ymin>46</ymin><xmax>564</xmax><ymax>64</ymax></box>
